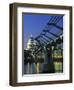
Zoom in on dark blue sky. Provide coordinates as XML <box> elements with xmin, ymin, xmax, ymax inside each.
<box><xmin>23</xmin><ymin>13</ymin><xmax>51</xmax><ymax>49</ymax></box>
<box><xmin>23</xmin><ymin>13</ymin><xmax>63</xmax><ymax>49</ymax></box>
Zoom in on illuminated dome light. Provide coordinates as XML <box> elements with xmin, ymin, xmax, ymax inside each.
<box><xmin>27</xmin><ymin>34</ymin><xmax>38</xmax><ymax>50</ymax></box>
<box><xmin>27</xmin><ymin>34</ymin><xmax>34</xmax><ymax>49</ymax></box>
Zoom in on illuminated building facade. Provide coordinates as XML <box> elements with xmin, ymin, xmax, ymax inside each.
<box><xmin>23</xmin><ymin>15</ymin><xmax>63</xmax><ymax>74</ymax></box>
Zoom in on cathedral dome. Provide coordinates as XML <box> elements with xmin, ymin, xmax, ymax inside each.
<box><xmin>27</xmin><ymin>34</ymin><xmax>37</xmax><ymax>50</ymax></box>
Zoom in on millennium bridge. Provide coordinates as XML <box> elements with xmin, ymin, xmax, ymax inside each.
<box><xmin>24</xmin><ymin>15</ymin><xmax>63</xmax><ymax>74</ymax></box>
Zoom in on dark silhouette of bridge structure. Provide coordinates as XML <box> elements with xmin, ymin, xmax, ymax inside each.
<box><xmin>34</xmin><ymin>15</ymin><xmax>63</xmax><ymax>54</ymax></box>
<box><xmin>24</xmin><ymin>15</ymin><xmax>63</xmax><ymax>74</ymax></box>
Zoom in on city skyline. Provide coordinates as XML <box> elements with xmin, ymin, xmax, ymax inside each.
<box><xmin>23</xmin><ymin>13</ymin><xmax>63</xmax><ymax>74</ymax></box>
<box><xmin>23</xmin><ymin>13</ymin><xmax>51</xmax><ymax>49</ymax></box>
<box><xmin>23</xmin><ymin>13</ymin><xmax>63</xmax><ymax>49</ymax></box>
